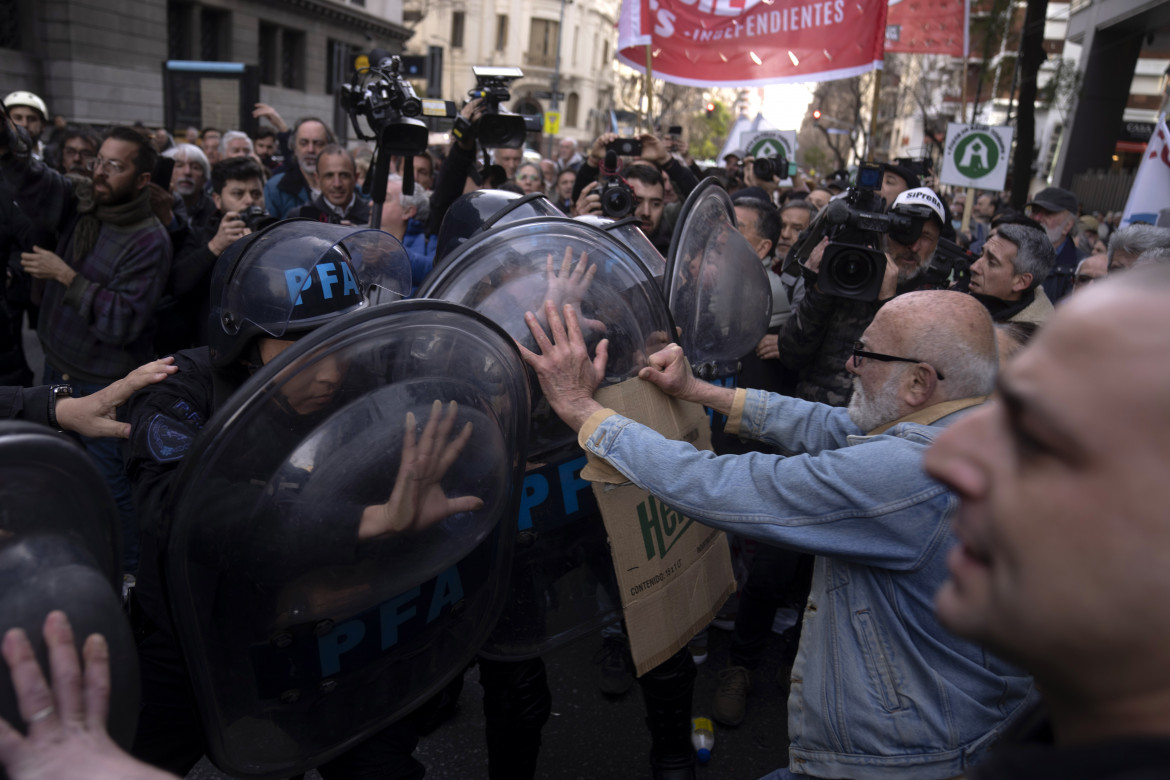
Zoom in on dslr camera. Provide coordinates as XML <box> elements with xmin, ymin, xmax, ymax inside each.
<box><xmin>468</xmin><ymin>66</ymin><xmax>535</xmax><ymax>148</ymax></box>
<box><xmin>791</xmin><ymin>163</ymin><xmax>934</xmax><ymax>301</ymax></box>
<box><xmin>752</xmin><ymin>150</ymin><xmax>796</xmax><ymax>182</ymax></box>
<box><xmin>239</xmin><ymin>205</ymin><xmax>276</xmax><ymax>232</ymax></box>
<box><xmin>598</xmin><ymin>149</ymin><xmax>635</xmax><ymax>219</ymax></box>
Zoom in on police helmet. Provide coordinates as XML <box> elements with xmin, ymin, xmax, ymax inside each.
<box><xmin>208</xmin><ymin>219</ymin><xmax>412</xmax><ymax>368</ymax></box>
<box><xmin>434</xmin><ymin>190</ymin><xmax>563</xmax><ymax>262</ymax></box>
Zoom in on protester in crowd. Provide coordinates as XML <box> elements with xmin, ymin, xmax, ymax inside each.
<box><xmin>1073</xmin><ymin>252</ymin><xmax>1108</xmax><ymax>293</ymax></box>
<box><xmin>514</xmin><ymin>161</ymin><xmax>544</xmax><ymax>196</ymax></box>
<box><xmin>539</xmin><ymin>158</ymin><xmax>558</xmax><ymax>192</ymax></box>
<box><xmin>263</xmin><ymin>117</ymin><xmax>334</xmax><ymax>219</ymax></box>
<box><xmin>394</xmin><ymin>152</ymin><xmax>436</xmax><ymax>193</ymax></box>
<box><xmin>198</xmin><ymin>127</ymin><xmax>221</xmax><ymax>166</ymax></box>
<box><xmin>155</xmin><ymin>157</ymin><xmax>266</xmax><ymax>354</ymax></box>
<box><xmin>552</xmin><ymin>169</ymin><xmax>575</xmax><ymax>214</ymax></box>
<box><xmin>491</xmin><ymin>147</ymin><xmax>523</xmax><ymax>180</ymax></box>
<box><xmin>723</xmin><ymin>150</ymin><xmax>744</xmax><ymax>173</ymax></box>
<box><xmin>295</xmin><ymin>145</ymin><xmax>369</xmax><ymax>226</ymax></box>
<box><xmin>219</xmin><ymin>130</ymin><xmax>252</xmax><ymax>160</ymax></box>
<box><xmin>778</xmin><ymin>187</ymin><xmax>947</xmax><ymax>406</ymax></box>
<box><xmin>964</xmin><ymin>192</ymin><xmax>998</xmax><ymax>255</ymax></box>
<box><xmin>880</xmin><ymin>160</ymin><xmax>920</xmax><ymax>209</ymax></box>
<box><xmin>3</xmin><ymin>91</ymin><xmax>47</xmax><ymax>157</ymax></box>
<box><xmin>1024</xmin><ymin>186</ymin><xmax>1082</xmax><ymax>302</ymax></box>
<box><xmin>253</xmin><ymin>127</ymin><xmax>279</xmax><ymax>171</ymax></box>
<box><xmin>1135</xmin><ymin>245</ymin><xmax>1170</xmax><ymax>267</ymax></box>
<box><xmin>805</xmin><ymin>186</ymin><xmax>831</xmax><ymax>211</ymax></box>
<box><xmin>162</xmin><ymin>144</ymin><xmax>216</xmax><ymax>237</ymax></box>
<box><xmin>968</xmin><ymin>222</ymin><xmax>1056</xmax><ymax>324</ymax></box>
<box><xmin>380</xmin><ymin>173</ymin><xmax>434</xmax><ymax>292</ymax></box>
<box><xmin>926</xmin><ymin>267</ymin><xmax>1170</xmax><ymax>779</ymax></box>
<box><xmin>2</xmin><ymin>357</ymin><xmax>177</xmax><ymax>436</ymax></box>
<box><xmin>57</xmin><ymin>125</ymin><xmax>99</xmax><ymax>176</ymax></box>
<box><xmin>1106</xmin><ymin>223</ymin><xmax>1170</xmax><ymax>270</ymax></box>
<box><xmin>1</xmin><ymin>119</ymin><xmax>171</xmax><ymax>574</ymax></box>
<box><xmin>520</xmin><ymin>290</ymin><xmax>1036</xmax><ymax>780</ymax></box>
<box><xmin>556</xmin><ymin>137</ymin><xmax>584</xmax><ymax>172</ymax></box>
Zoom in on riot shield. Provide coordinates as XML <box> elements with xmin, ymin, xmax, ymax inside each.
<box><xmin>665</xmin><ymin>178</ymin><xmax>773</xmax><ymax>378</ymax></box>
<box><xmin>575</xmin><ymin>214</ymin><xmax>667</xmax><ymax>283</ymax></box>
<box><xmin>418</xmin><ymin>216</ymin><xmax>675</xmax><ymax>659</ymax></box>
<box><xmin>165</xmin><ymin>301</ymin><xmax>529</xmax><ymax>777</ymax></box>
<box><xmin>0</xmin><ymin>423</ymin><xmax>139</xmax><ymax>755</ymax></box>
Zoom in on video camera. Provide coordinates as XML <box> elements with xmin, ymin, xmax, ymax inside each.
<box><xmin>339</xmin><ymin>49</ymin><xmax>431</xmax><ymax>155</ymax></box>
<box><xmin>598</xmin><ymin>149</ymin><xmax>635</xmax><ymax>219</ymax></box>
<box><xmin>790</xmin><ymin>163</ymin><xmax>934</xmax><ymax>301</ymax></box>
<box><xmin>920</xmin><ymin>236</ymin><xmax>975</xmax><ymax>292</ymax></box>
<box><xmin>468</xmin><ymin>66</ymin><xmax>532</xmax><ymax>149</ymax></box>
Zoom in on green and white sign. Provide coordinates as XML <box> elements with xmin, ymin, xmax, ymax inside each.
<box><xmin>743</xmin><ymin>130</ymin><xmax>797</xmax><ymax>161</ymax></box>
<box><xmin>940</xmin><ymin>123</ymin><xmax>1014</xmax><ymax>191</ymax></box>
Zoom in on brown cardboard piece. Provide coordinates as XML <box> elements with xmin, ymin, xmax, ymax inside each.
<box><xmin>588</xmin><ymin>376</ymin><xmax>736</xmax><ymax>676</ymax></box>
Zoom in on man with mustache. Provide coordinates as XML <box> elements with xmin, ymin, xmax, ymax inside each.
<box><xmin>162</xmin><ymin>143</ymin><xmax>216</xmax><ymax>237</ymax></box>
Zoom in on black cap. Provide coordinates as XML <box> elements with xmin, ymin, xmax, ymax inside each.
<box><xmin>881</xmin><ymin>162</ymin><xmax>921</xmax><ymax>190</ymax></box>
<box><xmin>1026</xmin><ymin>186</ymin><xmax>1078</xmax><ymax>215</ymax></box>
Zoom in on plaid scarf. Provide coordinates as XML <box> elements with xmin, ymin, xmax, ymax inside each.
<box><xmin>69</xmin><ymin>176</ymin><xmax>155</xmax><ymax>262</ymax></box>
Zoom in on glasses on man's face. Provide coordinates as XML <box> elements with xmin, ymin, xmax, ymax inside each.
<box><xmin>86</xmin><ymin>157</ymin><xmax>127</xmax><ymax>175</ymax></box>
<box><xmin>852</xmin><ymin>341</ymin><xmax>945</xmax><ymax>380</ymax></box>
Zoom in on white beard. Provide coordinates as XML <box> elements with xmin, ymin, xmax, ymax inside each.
<box><xmin>847</xmin><ymin>373</ymin><xmax>908</xmax><ymax>432</ymax></box>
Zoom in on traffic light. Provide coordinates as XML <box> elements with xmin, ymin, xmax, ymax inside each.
<box><xmin>705</xmin><ymin>102</ymin><xmax>716</xmax><ymax>117</ymax></box>
<box><xmin>812</xmin><ymin>109</ymin><xmax>822</xmax><ymax>123</ymax></box>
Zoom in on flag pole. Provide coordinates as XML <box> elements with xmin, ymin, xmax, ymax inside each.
<box><xmin>644</xmin><ymin>44</ymin><xmax>654</xmax><ymax>133</ymax></box>
<box><xmin>959</xmin><ymin>0</ymin><xmax>975</xmax><ymax>236</ymax></box>
<box><xmin>866</xmin><ymin>66</ymin><xmax>883</xmax><ymax>161</ymax></box>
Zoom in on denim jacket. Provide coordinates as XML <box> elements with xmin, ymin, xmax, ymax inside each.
<box><xmin>578</xmin><ymin>388</ymin><xmax>1036</xmax><ymax>779</ymax></box>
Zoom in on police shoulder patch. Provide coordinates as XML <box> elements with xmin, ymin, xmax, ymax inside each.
<box><xmin>146</xmin><ymin>413</ymin><xmax>197</xmax><ymax>463</ymax></box>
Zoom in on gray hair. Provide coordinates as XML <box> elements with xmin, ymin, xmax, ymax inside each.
<box><xmin>220</xmin><ymin>130</ymin><xmax>253</xmax><ymax>156</ymax></box>
<box><xmin>995</xmin><ymin>223</ymin><xmax>1056</xmax><ymax>288</ymax></box>
<box><xmin>388</xmin><ymin>173</ymin><xmax>429</xmax><ymax>223</ymax></box>
<box><xmin>900</xmin><ymin>295</ymin><xmax>999</xmax><ymax>399</ymax></box>
<box><xmin>1108</xmin><ymin>224</ymin><xmax>1170</xmax><ymax>268</ymax></box>
<box><xmin>1135</xmin><ymin>245</ymin><xmax>1170</xmax><ymax>267</ymax></box>
<box><xmin>559</xmin><ymin>137</ymin><xmax>578</xmax><ymax>152</ymax></box>
<box><xmin>163</xmin><ymin>143</ymin><xmax>210</xmax><ymax>180</ymax></box>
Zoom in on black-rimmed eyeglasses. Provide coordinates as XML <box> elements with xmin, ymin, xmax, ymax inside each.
<box><xmin>852</xmin><ymin>341</ymin><xmax>945</xmax><ymax>380</ymax></box>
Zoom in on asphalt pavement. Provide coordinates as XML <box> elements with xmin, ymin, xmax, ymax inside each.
<box><xmin>186</xmin><ymin>621</ymin><xmax>793</xmax><ymax>780</ymax></box>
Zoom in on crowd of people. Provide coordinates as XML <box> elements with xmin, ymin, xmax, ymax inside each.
<box><xmin>4</xmin><ymin>79</ymin><xmax>1170</xmax><ymax>780</ymax></box>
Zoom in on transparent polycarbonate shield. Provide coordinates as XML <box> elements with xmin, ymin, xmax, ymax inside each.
<box><xmin>216</xmin><ymin>221</ymin><xmax>412</xmax><ymax>343</ymax></box>
<box><xmin>666</xmin><ymin>179</ymin><xmax>773</xmax><ymax>377</ymax></box>
<box><xmin>0</xmin><ymin>423</ymin><xmax>139</xmax><ymax>751</ymax></box>
<box><xmin>418</xmin><ymin>217</ymin><xmax>673</xmax><ymax>658</ymax></box>
<box><xmin>420</xmin><ymin>216</ymin><xmax>674</xmax><ymax>459</ymax></box>
<box><xmin>165</xmin><ymin>301</ymin><xmax>529</xmax><ymax>778</ymax></box>
<box><xmin>575</xmin><ymin>214</ymin><xmax>667</xmax><ymax>283</ymax></box>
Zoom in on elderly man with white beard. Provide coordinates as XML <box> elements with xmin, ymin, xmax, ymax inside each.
<box><xmin>162</xmin><ymin>143</ymin><xmax>216</xmax><ymax>238</ymax></box>
<box><xmin>519</xmin><ymin>289</ymin><xmax>1037</xmax><ymax>780</ymax></box>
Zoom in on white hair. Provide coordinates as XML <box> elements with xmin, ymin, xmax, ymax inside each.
<box><xmin>220</xmin><ymin>130</ymin><xmax>253</xmax><ymax>156</ymax></box>
<box><xmin>163</xmin><ymin>143</ymin><xmax>210</xmax><ymax>180</ymax></box>
<box><xmin>387</xmin><ymin>173</ymin><xmax>429</xmax><ymax>223</ymax></box>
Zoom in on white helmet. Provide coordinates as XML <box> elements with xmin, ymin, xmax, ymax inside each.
<box><xmin>3</xmin><ymin>90</ymin><xmax>48</xmax><ymax>120</ymax></box>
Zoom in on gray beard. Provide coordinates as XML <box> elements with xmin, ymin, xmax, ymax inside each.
<box><xmin>847</xmin><ymin>374</ymin><xmax>907</xmax><ymax>432</ymax></box>
<box><xmin>1045</xmin><ymin>223</ymin><xmax>1065</xmax><ymax>246</ymax></box>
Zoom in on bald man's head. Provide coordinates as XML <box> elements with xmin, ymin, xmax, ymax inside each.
<box><xmin>875</xmin><ymin>291</ymin><xmax>999</xmax><ymax>400</ymax></box>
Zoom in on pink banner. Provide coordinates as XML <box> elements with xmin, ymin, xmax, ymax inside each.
<box><xmin>617</xmin><ymin>0</ymin><xmax>888</xmax><ymax>87</ymax></box>
<box><xmin>885</xmin><ymin>0</ymin><xmax>968</xmax><ymax>58</ymax></box>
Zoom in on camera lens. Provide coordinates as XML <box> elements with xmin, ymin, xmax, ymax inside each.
<box><xmin>601</xmin><ymin>182</ymin><xmax>634</xmax><ymax>219</ymax></box>
<box><xmin>828</xmin><ymin>248</ymin><xmax>876</xmax><ymax>293</ymax></box>
<box><xmin>752</xmin><ymin>158</ymin><xmax>774</xmax><ymax>181</ymax></box>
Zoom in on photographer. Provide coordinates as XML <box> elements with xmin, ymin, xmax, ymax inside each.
<box><xmin>571</xmin><ymin>132</ymin><xmax>698</xmax><ymax>250</ymax></box>
<box><xmin>156</xmin><ymin>157</ymin><xmax>266</xmax><ymax>353</ymax></box>
<box><xmin>425</xmin><ymin>98</ymin><xmax>490</xmax><ymax>239</ymax></box>
<box><xmin>779</xmin><ymin>186</ymin><xmax>948</xmax><ymax>406</ymax></box>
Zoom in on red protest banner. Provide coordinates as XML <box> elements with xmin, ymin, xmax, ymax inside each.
<box><xmin>617</xmin><ymin>0</ymin><xmax>888</xmax><ymax>87</ymax></box>
<box><xmin>884</xmin><ymin>0</ymin><xmax>968</xmax><ymax>58</ymax></box>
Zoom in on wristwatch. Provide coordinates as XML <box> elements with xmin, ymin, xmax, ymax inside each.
<box><xmin>47</xmin><ymin>384</ymin><xmax>72</xmax><ymax>431</ymax></box>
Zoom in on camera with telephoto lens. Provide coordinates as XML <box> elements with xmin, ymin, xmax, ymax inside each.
<box><xmin>598</xmin><ymin>149</ymin><xmax>635</xmax><ymax>219</ymax></box>
<box><xmin>239</xmin><ymin>205</ymin><xmax>276</xmax><ymax>232</ymax></box>
<box><xmin>339</xmin><ymin>49</ymin><xmax>429</xmax><ymax>155</ymax></box>
<box><xmin>790</xmin><ymin>163</ymin><xmax>933</xmax><ymax>301</ymax></box>
<box><xmin>752</xmin><ymin>150</ymin><xmax>796</xmax><ymax>182</ymax></box>
<box><xmin>467</xmin><ymin>66</ymin><xmax>529</xmax><ymax>149</ymax></box>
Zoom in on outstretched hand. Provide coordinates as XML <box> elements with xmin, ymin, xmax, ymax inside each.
<box><xmin>543</xmin><ymin>247</ymin><xmax>605</xmax><ymax>333</ymax></box>
<box><xmin>55</xmin><ymin>357</ymin><xmax>178</xmax><ymax>438</ymax></box>
<box><xmin>0</xmin><ymin>612</ymin><xmax>177</xmax><ymax>780</ymax></box>
<box><xmin>360</xmin><ymin>400</ymin><xmax>483</xmax><ymax>539</ymax></box>
<box><xmin>517</xmin><ymin>301</ymin><xmax>609</xmax><ymax>433</ymax></box>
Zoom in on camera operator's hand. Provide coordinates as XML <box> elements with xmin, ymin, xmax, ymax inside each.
<box><xmin>454</xmin><ymin>98</ymin><xmax>486</xmax><ymax>151</ymax></box>
<box><xmin>638</xmin><ymin>133</ymin><xmax>671</xmax><ymax>168</ymax></box>
<box><xmin>586</xmin><ymin>133</ymin><xmax>619</xmax><ymax>168</ymax></box>
<box><xmin>575</xmin><ymin>181</ymin><xmax>602</xmax><ymax>217</ymax></box>
<box><xmin>878</xmin><ymin>251</ymin><xmax>900</xmax><ymax>300</ymax></box>
<box><xmin>804</xmin><ymin>237</ymin><xmax>830</xmax><ymax>275</ymax></box>
<box><xmin>744</xmin><ymin>157</ymin><xmax>778</xmax><ymax>194</ymax></box>
<box><xmin>251</xmin><ymin>103</ymin><xmax>289</xmax><ymax>133</ymax></box>
<box><xmin>208</xmin><ymin>212</ymin><xmax>250</xmax><ymax>257</ymax></box>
